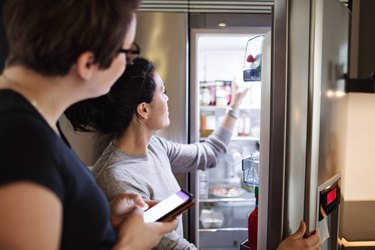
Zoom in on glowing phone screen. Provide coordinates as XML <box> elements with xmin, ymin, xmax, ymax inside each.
<box><xmin>144</xmin><ymin>190</ymin><xmax>190</xmax><ymax>223</ymax></box>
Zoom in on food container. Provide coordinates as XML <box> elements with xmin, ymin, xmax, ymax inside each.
<box><xmin>200</xmin><ymin>209</ymin><xmax>224</xmax><ymax>229</ymax></box>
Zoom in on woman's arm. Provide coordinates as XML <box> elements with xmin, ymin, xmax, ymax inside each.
<box><xmin>160</xmin><ymin>83</ymin><xmax>249</xmax><ymax>173</ymax></box>
<box><xmin>0</xmin><ymin>182</ymin><xmax>62</xmax><ymax>250</ymax></box>
<box><xmin>220</xmin><ymin>83</ymin><xmax>249</xmax><ymax>132</ymax></box>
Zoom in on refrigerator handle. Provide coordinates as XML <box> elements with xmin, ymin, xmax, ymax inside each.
<box><xmin>345</xmin><ymin>72</ymin><xmax>375</xmax><ymax>93</ymax></box>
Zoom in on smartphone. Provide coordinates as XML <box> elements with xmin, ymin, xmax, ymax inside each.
<box><xmin>143</xmin><ymin>189</ymin><xmax>195</xmax><ymax>223</ymax></box>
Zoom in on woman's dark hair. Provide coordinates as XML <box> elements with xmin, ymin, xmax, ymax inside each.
<box><xmin>65</xmin><ymin>57</ymin><xmax>156</xmax><ymax>139</ymax></box>
<box><xmin>3</xmin><ymin>0</ymin><xmax>140</xmax><ymax>76</ymax></box>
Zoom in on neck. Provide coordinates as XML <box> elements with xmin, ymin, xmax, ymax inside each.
<box><xmin>113</xmin><ymin>121</ymin><xmax>153</xmax><ymax>155</ymax></box>
<box><xmin>0</xmin><ymin>66</ymin><xmax>76</xmax><ymax>133</ymax></box>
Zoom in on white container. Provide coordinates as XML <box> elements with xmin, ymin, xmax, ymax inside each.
<box><xmin>200</xmin><ymin>209</ymin><xmax>224</xmax><ymax>229</ymax></box>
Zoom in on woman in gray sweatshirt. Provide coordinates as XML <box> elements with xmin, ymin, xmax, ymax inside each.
<box><xmin>65</xmin><ymin>57</ymin><xmax>320</xmax><ymax>250</ymax></box>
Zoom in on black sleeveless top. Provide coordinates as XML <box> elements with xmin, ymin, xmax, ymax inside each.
<box><xmin>0</xmin><ymin>89</ymin><xmax>116</xmax><ymax>249</ymax></box>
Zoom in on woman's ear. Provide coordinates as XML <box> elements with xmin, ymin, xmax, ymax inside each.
<box><xmin>76</xmin><ymin>51</ymin><xmax>96</xmax><ymax>80</ymax></box>
<box><xmin>136</xmin><ymin>102</ymin><xmax>148</xmax><ymax>119</ymax></box>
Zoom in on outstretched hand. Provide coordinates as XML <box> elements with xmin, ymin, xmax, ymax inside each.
<box><xmin>230</xmin><ymin>81</ymin><xmax>249</xmax><ymax>109</ymax></box>
<box><xmin>277</xmin><ymin>221</ymin><xmax>321</xmax><ymax>250</ymax></box>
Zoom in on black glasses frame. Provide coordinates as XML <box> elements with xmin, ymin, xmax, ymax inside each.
<box><xmin>118</xmin><ymin>42</ymin><xmax>141</xmax><ymax>65</ymax></box>
<box><xmin>119</xmin><ymin>44</ymin><xmax>140</xmax><ymax>54</ymax></box>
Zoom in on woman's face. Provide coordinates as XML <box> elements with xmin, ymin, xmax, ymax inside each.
<box><xmin>145</xmin><ymin>71</ymin><xmax>170</xmax><ymax>131</ymax></box>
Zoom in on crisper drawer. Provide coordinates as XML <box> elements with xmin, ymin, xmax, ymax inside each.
<box><xmin>199</xmin><ymin>199</ymin><xmax>255</xmax><ymax>230</ymax></box>
<box><xmin>200</xmin><ymin>230</ymin><xmax>248</xmax><ymax>250</ymax></box>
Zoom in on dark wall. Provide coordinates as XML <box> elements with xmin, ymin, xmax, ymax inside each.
<box><xmin>358</xmin><ymin>0</ymin><xmax>375</xmax><ymax>77</ymax></box>
<box><xmin>0</xmin><ymin>1</ymin><xmax>8</xmax><ymax>72</ymax></box>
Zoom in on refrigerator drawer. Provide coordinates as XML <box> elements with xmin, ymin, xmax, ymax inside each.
<box><xmin>199</xmin><ymin>199</ymin><xmax>255</xmax><ymax>230</ymax></box>
<box><xmin>199</xmin><ymin>230</ymin><xmax>248</xmax><ymax>250</ymax></box>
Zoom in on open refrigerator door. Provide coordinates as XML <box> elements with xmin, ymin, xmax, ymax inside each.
<box><xmin>193</xmin><ymin>31</ymin><xmax>267</xmax><ymax>250</ymax></box>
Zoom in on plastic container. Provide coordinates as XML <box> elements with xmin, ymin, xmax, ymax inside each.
<box><xmin>200</xmin><ymin>209</ymin><xmax>224</xmax><ymax>229</ymax></box>
<box><xmin>248</xmin><ymin>186</ymin><xmax>258</xmax><ymax>249</ymax></box>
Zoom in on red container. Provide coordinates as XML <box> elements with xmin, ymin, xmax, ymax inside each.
<box><xmin>248</xmin><ymin>186</ymin><xmax>258</xmax><ymax>250</ymax></box>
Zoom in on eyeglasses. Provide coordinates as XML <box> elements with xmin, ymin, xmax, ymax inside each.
<box><xmin>118</xmin><ymin>42</ymin><xmax>141</xmax><ymax>65</ymax></box>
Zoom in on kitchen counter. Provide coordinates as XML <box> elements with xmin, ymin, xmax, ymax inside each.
<box><xmin>340</xmin><ymin>200</ymin><xmax>375</xmax><ymax>243</ymax></box>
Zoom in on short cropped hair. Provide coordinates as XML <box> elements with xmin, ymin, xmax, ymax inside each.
<box><xmin>3</xmin><ymin>0</ymin><xmax>140</xmax><ymax>76</ymax></box>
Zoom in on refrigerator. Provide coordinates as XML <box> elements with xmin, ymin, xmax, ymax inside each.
<box><xmin>135</xmin><ymin>0</ymin><xmax>350</xmax><ymax>249</ymax></box>
<box><xmin>260</xmin><ymin>0</ymin><xmax>349</xmax><ymax>249</ymax></box>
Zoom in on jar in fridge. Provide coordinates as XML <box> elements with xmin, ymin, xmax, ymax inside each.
<box><xmin>208</xmin><ymin>82</ymin><xmax>216</xmax><ymax>106</ymax></box>
<box><xmin>215</xmin><ymin>81</ymin><xmax>227</xmax><ymax>107</ymax></box>
<box><xmin>200</xmin><ymin>86</ymin><xmax>210</xmax><ymax>106</ymax></box>
<box><xmin>200</xmin><ymin>110</ymin><xmax>215</xmax><ymax>138</ymax></box>
<box><xmin>237</xmin><ymin>112</ymin><xmax>251</xmax><ymax>137</ymax></box>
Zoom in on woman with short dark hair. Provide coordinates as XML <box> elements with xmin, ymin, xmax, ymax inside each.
<box><xmin>0</xmin><ymin>1</ymin><xmax>176</xmax><ymax>249</ymax></box>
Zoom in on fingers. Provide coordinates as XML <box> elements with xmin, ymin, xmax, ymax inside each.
<box><xmin>132</xmin><ymin>208</ymin><xmax>177</xmax><ymax>233</ymax></box>
<box><xmin>232</xmin><ymin>80</ymin><xmax>239</xmax><ymax>90</ymax></box>
<box><xmin>305</xmin><ymin>229</ymin><xmax>321</xmax><ymax>248</ymax></box>
<box><xmin>115</xmin><ymin>208</ymin><xmax>173</xmax><ymax>250</ymax></box>
<box><xmin>110</xmin><ymin>193</ymin><xmax>149</xmax><ymax>230</ymax></box>
<box><xmin>162</xmin><ymin>219</ymin><xmax>178</xmax><ymax>233</ymax></box>
<box><xmin>112</xmin><ymin>193</ymin><xmax>148</xmax><ymax>212</ymax></box>
<box><xmin>150</xmin><ymin>219</ymin><xmax>178</xmax><ymax>235</ymax></box>
<box><xmin>232</xmin><ymin>86</ymin><xmax>249</xmax><ymax>105</ymax></box>
<box><xmin>277</xmin><ymin>221</ymin><xmax>321</xmax><ymax>250</ymax></box>
<box><xmin>133</xmin><ymin>195</ymin><xmax>149</xmax><ymax>210</ymax></box>
<box><xmin>291</xmin><ymin>220</ymin><xmax>306</xmax><ymax>239</ymax></box>
<box><xmin>145</xmin><ymin>200</ymin><xmax>160</xmax><ymax>209</ymax></box>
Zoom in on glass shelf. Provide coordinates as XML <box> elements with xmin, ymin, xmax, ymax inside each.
<box><xmin>199</xmin><ymin>197</ymin><xmax>254</xmax><ymax>203</ymax></box>
<box><xmin>231</xmin><ymin>136</ymin><xmax>259</xmax><ymax>141</ymax></box>
<box><xmin>200</xmin><ymin>105</ymin><xmax>261</xmax><ymax>111</ymax></box>
<box><xmin>199</xmin><ymin>228</ymin><xmax>248</xmax><ymax>232</ymax></box>
<box><xmin>200</xmin><ymin>136</ymin><xmax>259</xmax><ymax>142</ymax></box>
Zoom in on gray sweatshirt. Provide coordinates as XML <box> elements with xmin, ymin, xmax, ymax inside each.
<box><xmin>92</xmin><ymin>127</ymin><xmax>232</xmax><ymax>250</ymax></box>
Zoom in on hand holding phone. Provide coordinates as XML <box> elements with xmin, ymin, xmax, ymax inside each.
<box><xmin>143</xmin><ymin>189</ymin><xmax>195</xmax><ymax>223</ymax></box>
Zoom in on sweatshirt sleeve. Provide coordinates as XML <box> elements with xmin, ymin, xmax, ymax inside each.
<box><xmin>153</xmin><ymin>126</ymin><xmax>232</xmax><ymax>173</ymax></box>
<box><xmin>155</xmin><ymin>231</ymin><xmax>197</xmax><ymax>250</ymax></box>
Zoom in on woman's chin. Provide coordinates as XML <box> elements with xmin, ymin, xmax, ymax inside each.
<box><xmin>164</xmin><ymin>119</ymin><xmax>170</xmax><ymax>128</ymax></box>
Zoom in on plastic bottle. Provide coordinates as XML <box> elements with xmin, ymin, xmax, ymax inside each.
<box><xmin>248</xmin><ymin>186</ymin><xmax>258</xmax><ymax>250</ymax></box>
<box><xmin>200</xmin><ymin>86</ymin><xmax>210</xmax><ymax>106</ymax></box>
<box><xmin>198</xmin><ymin>170</ymin><xmax>208</xmax><ymax>199</ymax></box>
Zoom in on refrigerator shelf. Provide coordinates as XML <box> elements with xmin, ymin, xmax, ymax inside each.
<box><xmin>199</xmin><ymin>197</ymin><xmax>255</xmax><ymax>203</ymax></box>
<box><xmin>199</xmin><ymin>228</ymin><xmax>248</xmax><ymax>232</ymax></box>
<box><xmin>200</xmin><ymin>136</ymin><xmax>259</xmax><ymax>141</ymax></box>
<box><xmin>231</xmin><ymin>136</ymin><xmax>259</xmax><ymax>141</ymax></box>
<box><xmin>200</xmin><ymin>105</ymin><xmax>260</xmax><ymax>111</ymax></box>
